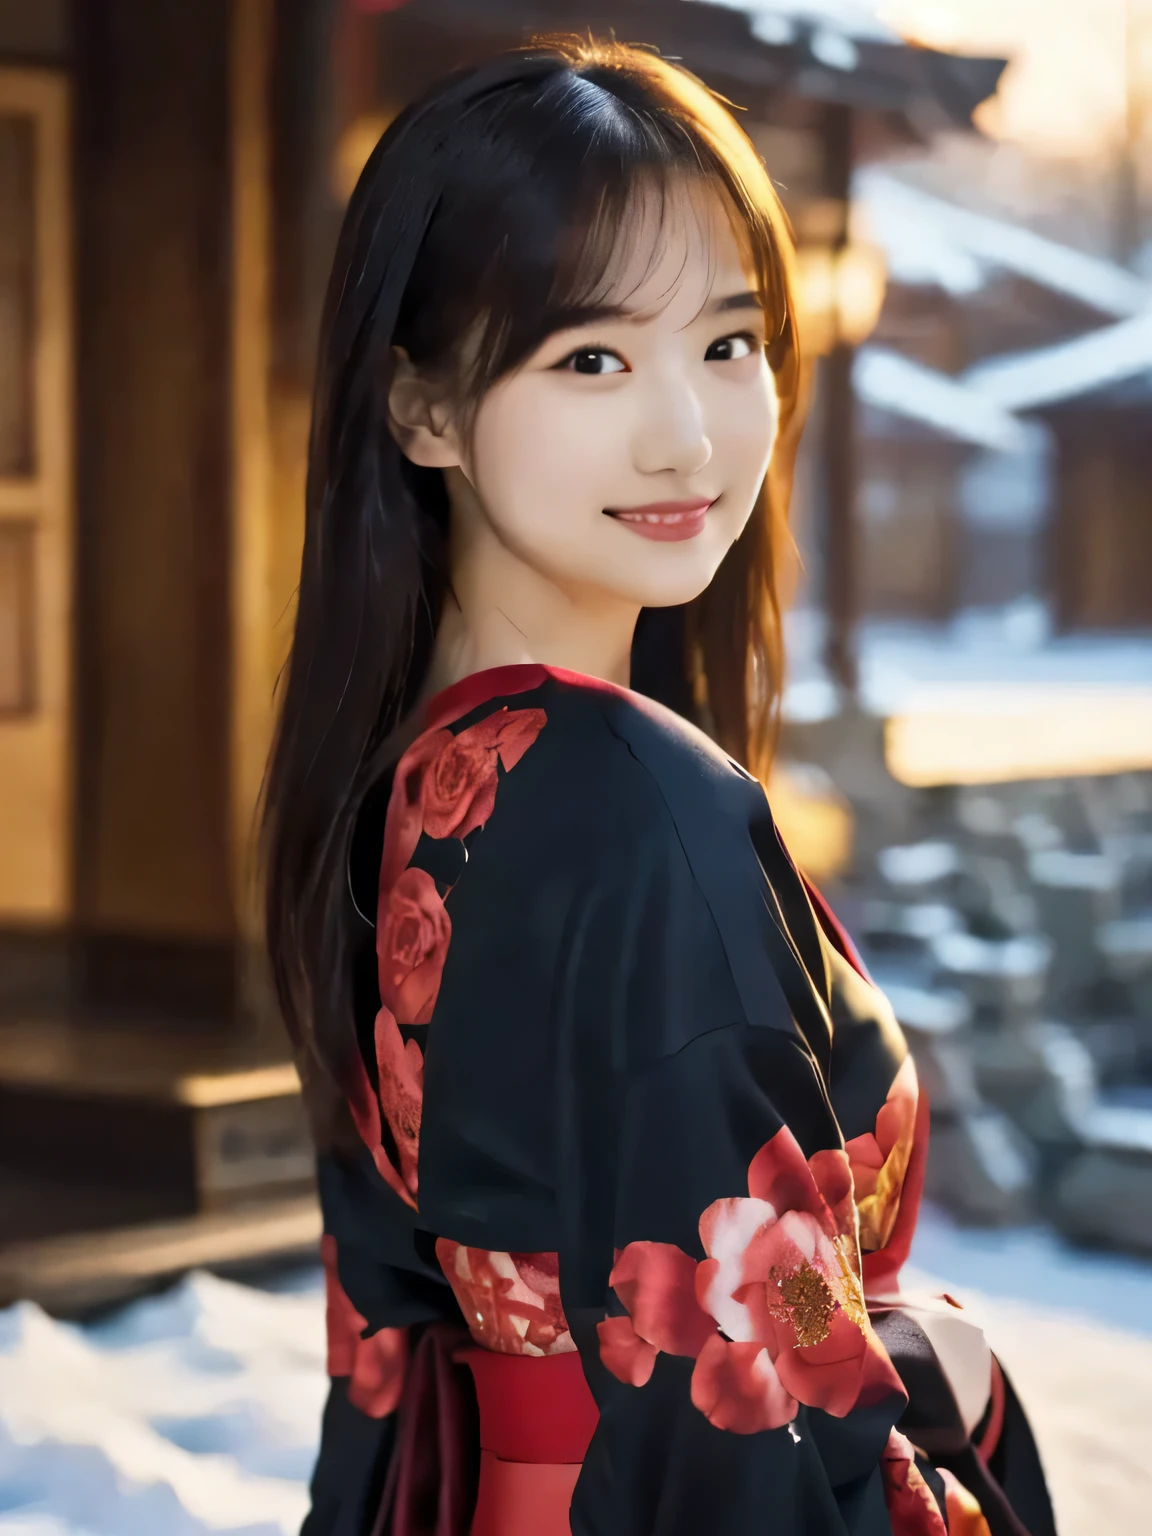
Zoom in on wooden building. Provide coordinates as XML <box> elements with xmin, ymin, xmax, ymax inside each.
<box><xmin>964</xmin><ymin>315</ymin><xmax>1152</xmax><ymax>631</ymax></box>
<box><xmin>852</xmin><ymin>172</ymin><xmax>1150</xmax><ymax>626</ymax></box>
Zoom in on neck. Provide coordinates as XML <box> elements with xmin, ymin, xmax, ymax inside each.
<box><xmin>423</xmin><ymin>474</ymin><xmax>639</xmax><ymax>699</ymax></box>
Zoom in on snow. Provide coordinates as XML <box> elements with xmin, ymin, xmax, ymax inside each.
<box><xmin>783</xmin><ymin>611</ymin><xmax>1152</xmax><ymax>724</ymax></box>
<box><xmin>856</xmin><ymin>169</ymin><xmax>1152</xmax><ymax>317</ymax></box>
<box><xmin>0</xmin><ymin>1271</ymin><xmax>326</xmax><ymax>1536</ymax></box>
<box><xmin>854</xmin><ymin>346</ymin><xmax>1039</xmax><ymax>451</ymax></box>
<box><xmin>690</xmin><ymin>1</ymin><xmax>900</xmax><ymax>47</ymax></box>
<box><xmin>1</xmin><ymin>1216</ymin><xmax>1151</xmax><ymax>1535</ymax></box>
<box><xmin>962</xmin><ymin>307</ymin><xmax>1152</xmax><ymax>412</ymax></box>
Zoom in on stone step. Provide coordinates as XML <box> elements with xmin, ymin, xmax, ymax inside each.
<box><xmin>0</xmin><ymin>1190</ymin><xmax>321</xmax><ymax>1311</ymax></box>
<box><xmin>0</xmin><ymin>1021</ymin><xmax>312</xmax><ymax>1241</ymax></box>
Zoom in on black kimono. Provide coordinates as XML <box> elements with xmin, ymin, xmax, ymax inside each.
<box><xmin>304</xmin><ymin>664</ymin><xmax>1056</xmax><ymax>1536</ymax></box>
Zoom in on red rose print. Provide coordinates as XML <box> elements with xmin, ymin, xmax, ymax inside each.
<box><xmin>373</xmin><ymin>1005</ymin><xmax>424</xmax><ymax>1198</ymax></box>
<box><xmin>845</xmin><ymin>1055</ymin><xmax>919</xmax><ymax>1254</ymax></box>
<box><xmin>346</xmin><ymin>1005</ymin><xmax>424</xmax><ymax>1206</ymax></box>
<box><xmin>597</xmin><ymin>1126</ymin><xmax>905</xmax><ymax>1434</ymax></box>
<box><xmin>380</xmin><ymin>729</ymin><xmax>450</xmax><ymax>892</ymax></box>
<box><xmin>321</xmin><ymin>1234</ymin><xmax>408</xmax><ymax>1418</ymax></box>
<box><xmin>378</xmin><ymin>867</ymin><xmax>451</xmax><ymax>1025</ymax></box>
<box><xmin>347</xmin><ymin>1046</ymin><xmax>416</xmax><ymax>1211</ymax></box>
<box><xmin>380</xmin><ymin>707</ymin><xmax>547</xmax><ymax>888</ymax></box>
<box><xmin>351</xmin><ymin>701</ymin><xmax>547</xmax><ymax>1217</ymax></box>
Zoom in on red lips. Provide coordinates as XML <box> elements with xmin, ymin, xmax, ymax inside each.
<box><xmin>606</xmin><ymin>498</ymin><xmax>715</xmax><ymax>542</ymax></box>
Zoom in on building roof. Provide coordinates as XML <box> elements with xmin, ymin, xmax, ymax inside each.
<box><xmin>962</xmin><ymin>309</ymin><xmax>1152</xmax><ymax>413</ymax></box>
<box><xmin>856</xmin><ymin>346</ymin><xmax>1040</xmax><ymax>451</ymax></box>
<box><xmin>695</xmin><ymin>0</ymin><xmax>899</xmax><ymax>46</ymax></box>
<box><xmin>857</xmin><ymin>170</ymin><xmax>1152</xmax><ymax>318</ymax></box>
<box><xmin>365</xmin><ymin>0</ymin><xmax>1006</xmax><ymax>131</ymax></box>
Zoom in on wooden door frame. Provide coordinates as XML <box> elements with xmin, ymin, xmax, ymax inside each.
<box><xmin>0</xmin><ymin>65</ymin><xmax>73</xmax><ymax>922</ymax></box>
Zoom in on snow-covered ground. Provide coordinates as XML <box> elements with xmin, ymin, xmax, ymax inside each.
<box><xmin>783</xmin><ymin>610</ymin><xmax>1152</xmax><ymax>723</ymax></box>
<box><xmin>2</xmin><ymin>1211</ymin><xmax>1151</xmax><ymax>1535</ymax></box>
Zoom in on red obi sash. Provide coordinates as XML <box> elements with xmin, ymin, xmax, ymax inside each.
<box><xmin>375</xmin><ymin>1327</ymin><xmax>599</xmax><ymax>1536</ymax></box>
<box><xmin>462</xmin><ymin>1348</ymin><xmax>600</xmax><ymax>1536</ymax></box>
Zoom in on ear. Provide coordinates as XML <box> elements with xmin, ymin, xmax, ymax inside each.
<box><xmin>387</xmin><ymin>346</ymin><xmax>464</xmax><ymax>468</ymax></box>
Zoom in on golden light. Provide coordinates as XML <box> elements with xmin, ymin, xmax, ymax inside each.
<box><xmin>767</xmin><ymin>761</ymin><xmax>855</xmax><ymax>882</ymax></box>
<box><xmin>333</xmin><ymin>110</ymin><xmax>397</xmax><ymax>201</ymax></box>
<box><xmin>796</xmin><ymin>241</ymin><xmax>888</xmax><ymax>354</ymax></box>
<box><xmin>877</xmin><ymin>0</ymin><xmax>1135</xmax><ymax>157</ymax></box>
<box><xmin>885</xmin><ymin>688</ymin><xmax>1152</xmax><ymax>786</ymax></box>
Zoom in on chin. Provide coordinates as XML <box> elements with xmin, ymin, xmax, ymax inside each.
<box><xmin>616</xmin><ymin>539</ymin><xmax>736</xmax><ymax>609</ymax></box>
<box><xmin>614</xmin><ymin>563</ymin><xmax>726</xmax><ymax>611</ymax></box>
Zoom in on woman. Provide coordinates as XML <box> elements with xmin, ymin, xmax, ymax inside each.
<box><xmin>262</xmin><ymin>36</ymin><xmax>1056</xmax><ymax>1536</ymax></box>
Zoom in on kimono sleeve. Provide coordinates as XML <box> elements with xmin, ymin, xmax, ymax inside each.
<box><xmin>519</xmin><ymin>801</ymin><xmax>912</xmax><ymax>1532</ymax></box>
<box><xmin>563</xmin><ymin>1014</ymin><xmax>913</xmax><ymax>1536</ymax></box>
<box><xmin>302</xmin><ymin>1146</ymin><xmax>455</xmax><ymax>1536</ymax></box>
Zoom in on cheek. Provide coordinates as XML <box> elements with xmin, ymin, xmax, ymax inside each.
<box><xmin>468</xmin><ymin>382</ymin><xmax>623</xmax><ymax>529</ymax></box>
<box><xmin>710</xmin><ymin>368</ymin><xmax>778</xmax><ymax>483</ymax></box>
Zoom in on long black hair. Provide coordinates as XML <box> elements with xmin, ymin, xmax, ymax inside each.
<box><xmin>261</xmin><ymin>36</ymin><xmax>804</xmax><ymax>1094</ymax></box>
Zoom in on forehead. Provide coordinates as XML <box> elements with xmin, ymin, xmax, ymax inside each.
<box><xmin>588</xmin><ymin>176</ymin><xmax>755</xmax><ymax>320</ymax></box>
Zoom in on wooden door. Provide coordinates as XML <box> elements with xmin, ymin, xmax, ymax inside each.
<box><xmin>0</xmin><ymin>68</ymin><xmax>71</xmax><ymax>921</ymax></box>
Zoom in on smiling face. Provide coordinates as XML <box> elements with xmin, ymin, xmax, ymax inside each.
<box><xmin>451</xmin><ymin>180</ymin><xmax>780</xmax><ymax>611</ymax></box>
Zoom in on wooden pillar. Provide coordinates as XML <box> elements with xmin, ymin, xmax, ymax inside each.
<box><xmin>71</xmin><ymin>0</ymin><xmax>242</xmax><ymax>1020</ymax></box>
<box><xmin>230</xmin><ymin>0</ymin><xmax>279</xmax><ymax>1032</ymax></box>
<box><xmin>820</xmin><ymin>103</ymin><xmax>859</xmax><ymax>700</ymax></box>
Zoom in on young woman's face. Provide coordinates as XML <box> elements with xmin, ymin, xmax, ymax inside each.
<box><xmin>457</xmin><ymin>182</ymin><xmax>780</xmax><ymax>611</ymax></box>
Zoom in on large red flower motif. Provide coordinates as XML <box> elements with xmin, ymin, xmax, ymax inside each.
<box><xmin>378</xmin><ymin>867</ymin><xmax>452</xmax><ymax>1025</ymax></box>
<box><xmin>321</xmin><ymin>1234</ymin><xmax>408</xmax><ymax>1418</ymax></box>
<box><xmin>381</xmin><ymin>707</ymin><xmax>547</xmax><ymax>888</ymax></box>
<box><xmin>597</xmin><ymin>1127</ymin><xmax>905</xmax><ymax>1434</ymax></box>
<box><xmin>845</xmin><ymin>1055</ymin><xmax>919</xmax><ymax>1255</ymax></box>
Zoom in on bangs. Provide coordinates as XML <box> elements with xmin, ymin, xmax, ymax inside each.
<box><xmin>392</xmin><ymin>46</ymin><xmax>797</xmax><ymax>412</ymax></box>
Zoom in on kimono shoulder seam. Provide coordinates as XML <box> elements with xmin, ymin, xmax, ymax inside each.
<box><xmin>586</xmin><ymin>701</ymin><xmax>723</xmax><ymax>894</ymax></box>
<box><xmin>588</xmin><ymin>700</ymin><xmax>766</xmax><ymax>1058</ymax></box>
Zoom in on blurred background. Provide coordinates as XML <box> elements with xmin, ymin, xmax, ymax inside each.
<box><xmin>0</xmin><ymin>2</ymin><xmax>1150</xmax><ymax>1533</ymax></box>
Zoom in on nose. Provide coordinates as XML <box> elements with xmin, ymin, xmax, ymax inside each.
<box><xmin>632</xmin><ymin>371</ymin><xmax>713</xmax><ymax>479</ymax></box>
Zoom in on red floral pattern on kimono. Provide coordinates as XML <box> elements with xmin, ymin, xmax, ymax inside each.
<box><xmin>349</xmin><ymin>705</ymin><xmax>546</xmax><ymax>1207</ymax></box>
<box><xmin>436</xmin><ymin>1240</ymin><xmax>576</xmax><ymax>1356</ymax></box>
<box><xmin>880</xmin><ymin>1430</ymin><xmax>948</xmax><ymax>1536</ymax></box>
<box><xmin>321</xmin><ymin>1234</ymin><xmax>408</xmax><ymax>1419</ymax></box>
<box><xmin>845</xmin><ymin>1054</ymin><xmax>919</xmax><ymax>1256</ymax></box>
<box><xmin>378</xmin><ymin>866</ymin><xmax>452</xmax><ymax>1027</ymax></box>
<box><xmin>380</xmin><ymin>707</ymin><xmax>548</xmax><ymax>891</ymax></box>
<box><xmin>939</xmin><ymin>1469</ymin><xmax>995</xmax><ymax>1536</ymax></box>
<box><xmin>597</xmin><ymin>1125</ymin><xmax>905</xmax><ymax>1434</ymax></box>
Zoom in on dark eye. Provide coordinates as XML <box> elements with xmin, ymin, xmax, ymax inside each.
<box><xmin>559</xmin><ymin>348</ymin><xmax>627</xmax><ymax>376</ymax></box>
<box><xmin>706</xmin><ymin>333</ymin><xmax>758</xmax><ymax>362</ymax></box>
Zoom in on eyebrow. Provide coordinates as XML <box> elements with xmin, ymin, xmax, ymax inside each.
<box><xmin>712</xmin><ymin>290</ymin><xmax>763</xmax><ymax>314</ymax></box>
<box><xmin>547</xmin><ymin>289</ymin><xmax>763</xmax><ymax>334</ymax></box>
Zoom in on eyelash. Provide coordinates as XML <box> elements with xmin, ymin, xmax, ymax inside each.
<box><xmin>554</xmin><ymin>330</ymin><xmax>763</xmax><ymax>374</ymax></box>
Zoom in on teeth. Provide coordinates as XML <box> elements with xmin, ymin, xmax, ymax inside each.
<box><xmin>610</xmin><ymin>506</ymin><xmax>705</xmax><ymax>524</ymax></box>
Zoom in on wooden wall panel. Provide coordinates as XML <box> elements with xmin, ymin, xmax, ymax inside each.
<box><xmin>0</xmin><ymin>69</ymin><xmax>72</xmax><ymax>923</ymax></box>
<box><xmin>73</xmin><ymin>0</ymin><xmax>234</xmax><ymax>945</ymax></box>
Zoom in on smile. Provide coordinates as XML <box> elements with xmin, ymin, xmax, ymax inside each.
<box><xmin>605</xmin><ymin>498</ymin><xmax>715</xmax><ymax>543</ymax></box>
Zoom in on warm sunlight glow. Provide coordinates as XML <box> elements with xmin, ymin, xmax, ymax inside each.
<box><xmin>878</xmin><ymin>0</ymin><xmax>1148</xmax><ymax>157</ymax></box>
<box><xmin>885</xmin><ymin>688</ymin><xmax>1152</xmax><ymax>786</ymax></box>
